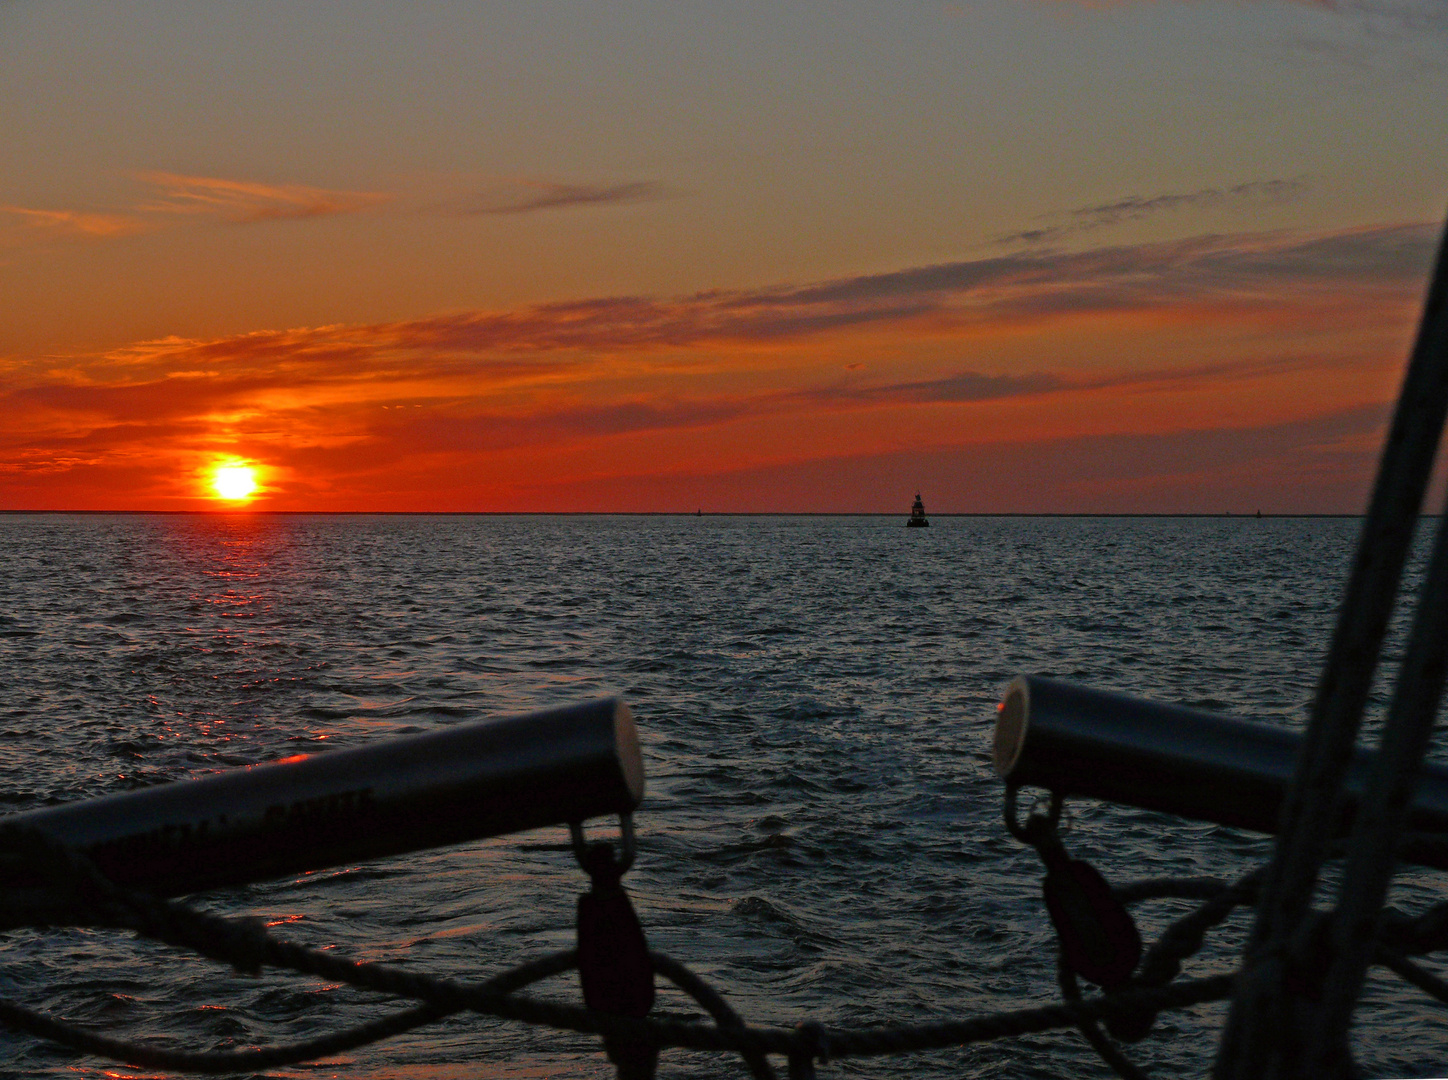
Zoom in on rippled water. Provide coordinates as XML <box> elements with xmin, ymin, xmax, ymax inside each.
<box><xmin>0</xmin><ymin>512</ymin><xmax>1442</xmax><ymax>1078</ymax></box>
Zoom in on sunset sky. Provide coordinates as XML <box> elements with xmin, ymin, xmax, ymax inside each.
<box><xmin>3</xmin><ymin>1</ymin><xmax>1446</xmax><ymax>512</ymax></box>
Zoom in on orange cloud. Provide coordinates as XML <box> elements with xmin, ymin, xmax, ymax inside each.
<box><xmin>138</xmin><ymin>171</ymin><xmax>392</xmax><ymax>222</ymax></box>
<box><xmin>511</xmin><ymin>402</ymin><xmax>1391</xmax><ymax>514</ymax></box>
<box><xmin>0</xmin><ymin>173</ymin><xmax>389</xmax><ymax>245</ymax></box>
<box><xmin>0</xmin><ymin>221</ymin><xmax>1433</xmax><ymax>511</ymax></box>
<box><xmin>2</xmin><ymin>171</ymin><xmax>674</xmax><ymax>247</ymax></box>
<box><xmin>0</xmin><ymin>205</ymin><xmax>144</xmax><ymax>239</ymax></box>
<box><xmin>84</xmin><ymin>220</ymin><xmax>1413</xmax><ymax>361</ymax></box>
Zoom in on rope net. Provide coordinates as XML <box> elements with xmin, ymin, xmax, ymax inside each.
<box><xmin>3</xmin><ymin>812</ymin><xmax>1447</xmax><ymax>1079</ymax></box>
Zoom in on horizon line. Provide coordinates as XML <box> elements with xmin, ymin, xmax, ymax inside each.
<box><xmin>0</xmin><ymin>509</ymin><xmax>1372</xmax><ymax>519</ymax></box>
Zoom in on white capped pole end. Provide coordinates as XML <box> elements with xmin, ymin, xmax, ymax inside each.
<box><xmin>613</xmin><ymin>700</ymin><xmax>645</xmax><ymax>806</ymax></box>
<box><xmin>993</xmin><ymin>676</ymin><xmax>1032</xmax><ymax>780</ymax></box>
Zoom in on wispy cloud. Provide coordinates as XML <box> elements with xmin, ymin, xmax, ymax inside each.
<box><xmin>1035</xmin><ymin>0</ymin><xmax>1447</xmax><ymax>73</ymax></box>
<box><xmin>73</xmin><ymin>220</ymin><xmax>1433</xmax><ymax>372</ymax></box>
<box><xmin>1035</xmin><ymin>0</ymin><xmax>1447</xmax><ymax>30</ymax></box>
<box><xmin>139</xmin><ymin>172</ymin><xmax>391</xmax><ymax>223</ymax></box>
<box><xmin>1297</xmin><ymin>0</ymin><xmax>1448</xmax><ymax>33</ymax></box>
<box><xmin>803</xmin><ymin>371</ymin><xmax>1068</xmax><ymax>406</ymax></box>
<box><xmin>2</xmin><ymin>171</ymin><xmax>671</xmax><ymax>246</ymax></box>
<box><xmin>715</xmin><ymin>221</ymin><xmax>1431</xmax><ymax>338</ymax></box>
<box><xmin>439</xmin><ymin>180</ymin><xmax>670</xmax><ymax>216</ymax></box>
<box><xmin>0</xmin><ymin>204</ymin><xmax>144</xmax><ymax>238</ymax></box>
<box><xmin>993</xmin><ymin>179</ymin><xmax>1309</xmax><ymax>247</ymax></box>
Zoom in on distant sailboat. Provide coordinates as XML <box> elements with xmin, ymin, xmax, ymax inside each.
<box><xmin>907</xmin><ymin>493</ymin><xmax>929</xmax><ymax>527</ymax></box>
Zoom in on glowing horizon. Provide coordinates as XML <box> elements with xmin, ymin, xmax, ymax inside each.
<box><xmin>3</xmin><ymin>3</ymin><xmax>1445</xmax><ymax>513</ymax></box>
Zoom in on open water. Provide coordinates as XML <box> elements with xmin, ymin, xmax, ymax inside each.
<box><xmin>0</xmin><ymin>512</ymin><xmax>1444</xmax><ymax>1079</ymax></box>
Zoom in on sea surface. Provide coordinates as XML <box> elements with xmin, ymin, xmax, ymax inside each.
<box><xmin>0</xmin><ymin>512</ymin><xmax>1444</xmax><ymax>1079</ymax></box>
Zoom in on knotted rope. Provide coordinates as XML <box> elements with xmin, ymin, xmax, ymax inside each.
<box><xmin>2</xmin><ymin>815</ymin><xmax>1446</xmax><ymax>1078</ymax></box>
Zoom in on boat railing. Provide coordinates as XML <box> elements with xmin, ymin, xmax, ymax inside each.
<box><xmin>0</xmin><ymin>214</ymin><xmax>1445</xmax><ymax>1078</ymax></box>
<box><xmin>2</xmin><ymin>677</ymin><xmax>1446</xmax><ymax>1079</ymax></box>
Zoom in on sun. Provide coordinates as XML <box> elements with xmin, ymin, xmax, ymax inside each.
<box><xmin>210</xmin><ymin>463</ymin><xmax>258</xmax><ymax>502</ymax></box>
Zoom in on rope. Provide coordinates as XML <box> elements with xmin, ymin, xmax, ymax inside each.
<box><xmin>0</xmin><ymin>959</ymin><xmax>1239</xmax><ymax>1068</ymax></box>
<box><xmin>651</xmin><ymin>952</ymin><xmax>777</xmax><ymax>1080</ymax></box>
<box><xmin>1306</xmin><ymin>507</ymin><xmax>1448</xmax><ymax>1072</ymax></box>
<box><xmin>0</xmin><ymin>824</ymin><xmax>1446</xmax><ymax>1076</ymax></box>
<box><xmin>1375</xmin><ymin>947</ymin><xmax>1448</xmax><ymax>1008</ymax></box>
<box><xmin>1057</xmin><ymin>959</ymin><xmax>1151</xmax><ymax>1080</ymax></box>
<box><xmin>1383</xmin><ymin>895</ymin><xmax>1448</xmax><ymax>956</ymax></box>
<box><xmin>1136</xmin><ymin>870</ymin><xmax>1261</xmax><ymax>989</ymax></box>
<box><xmin>1220</xmin><ymin>212</ymin><xmax>1448</xmax><ymax>1079</ymax></box>
<box><xmin>0</xmin><ymin>823</ymin><xmax>1242</xmax><ymax>1075</ymax></box>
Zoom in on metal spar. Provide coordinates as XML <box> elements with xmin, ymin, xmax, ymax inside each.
<box><xmin>994</xmin><ymin>676</ymin><xmax>1448</xmax><ymax>866</ymax></box>
<box><xmin>0</xmin><ymin>697</ymin><xmax>644</xmax><ymax>897</ymax></box>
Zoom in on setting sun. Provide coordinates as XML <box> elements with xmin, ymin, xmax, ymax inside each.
<box><xmin>211</xmin><ymin>464</ymin><xmax>258</xmax><ymax>502</ymax></box>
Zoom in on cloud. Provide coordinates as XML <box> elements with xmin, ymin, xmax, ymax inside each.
<box><xmin>2</xmin><ymin>218</ymin><xmax>1433</xmax><ymax>509</ymax></box>
<box><xmin>993</xmin><ymin>179</ymin><xmax>1309</xmax><ymax>247</ymax></box>
<box><xmin>1035</xmin><ymin>0</ymin><xmax>1447</xmax><ymax>30</ymax></box>
<box><xmin>1296</xmin><ymin>0</ymin><xmax>1448</xmax><ymax>33</ymax></box>
<box><xmin>73</xmin><ymin>220</ymin><xmax>1435</xmax><ymax>374</ymax></box>
<box><xmin>1035</xmin><ymin>0</ymin><xmax>1447</xmax><ymax>72</ymax></box>
<box><xmin>473</xmin><ymin>401</ymin><xmax>1394</xmax><ymax>514</ymax></box>
<box><xmin>734</xmin><ymin>221</ymin><xmax>1434</xmax><ymax>335</ymax></box>
<box><xmin>357</xmin><ymin>398</ymin><xmax>754</xmax><ymax>457</ymax></box>
<box><xmin>1269</xmin><ymin>0</ymin><xmax>1448</xmax><ymax>75</ymax></box>
<box><xmin>1068</xmin><ymin>179</ymin><xmax>1307</xmax><ymax>227</ymax></box>
<box><xmin>2</xmin><ymin>171</ymin><xmax>673</xmax><ymax>245</ymax></box>
<box><xmin>0</xmin><ymin>173</ymin><xmax>390</xmax><ymax>245</ymax></box>
<box><xmin>961</xmin><ymin>401</ymin><xmax>1393</xmax><ymax>512</ymax></box>
<box><xmin>0</xmin><ymin>205</ymin><xmax>144</xmax><ymax>238</ymax></box>
<box><xmin>139</xmin><ymin>172</ymin><xmax>391</xmax><ymax>223</ymax></box>
<box><xmin>440</xmin><ymin>180</ymin><xmax>670</xmax><ymax>216</ymax></box>
<box><xmin>806</xmin><ymin>371</ymin><xmax>1067</xmax><ymax>406</ymax></box>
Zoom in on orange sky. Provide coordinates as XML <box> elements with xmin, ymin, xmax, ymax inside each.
<box><xmin>3</xmin><ymin>4</ymin><xmax>1446</xmax><ymax>512</ymax></box>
